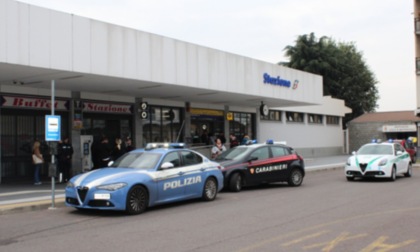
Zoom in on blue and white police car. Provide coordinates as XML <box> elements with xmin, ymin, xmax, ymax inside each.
<box><xmin>65</xmin><ymin>143</ymin><xmax>224</xmax><ymax>214</ymax></box>
<box><xmin>215</xmin><ymin>140</ymin><xmax>305</xmax><ymax>192</ymax></box>
<box><xmin>345</xmin><ymin>140</ymin><xmax>412</xmax><ymax>181</ymax></box>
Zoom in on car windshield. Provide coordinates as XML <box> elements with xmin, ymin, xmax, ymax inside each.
<box><xmin>110</xmin><ymin>152</ymin><xmax>162</xmax><ymax>169</ymax></box>
<box><xmin>357</xmin><ymin>145</ymin><xmax>393</xmax><ymax>155</ymax></box>
<box><xmin>215</xmin><ymin>147</ymin><xmax>250</xmax><ymax>161</ymax></box>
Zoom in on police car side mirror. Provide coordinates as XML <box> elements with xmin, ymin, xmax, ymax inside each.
<box><xmin>396</xmin><ymin>151</ymin><xmax>403</xmax><ymax>156</ymax></box>
<box><xmin>352</xmin><ymin>151</ymin><xmax>356</xmax><ymax>155</ymax></box>
<box><xmin>248</xmin><ymin>157</ymin><xmax>258</xmax><ymax>162</ymax></box>
<box><xmin>161</xmin><ymin>162</ymin><xmax>175</xmax><ymax>169</ymax></box>
<box><xmin>108</xmin><ymin>161</ymin><xmax>114</xmax><ymax>167</ymax></box>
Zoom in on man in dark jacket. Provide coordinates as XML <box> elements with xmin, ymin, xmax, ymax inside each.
<box><xmin>97</xmin><ymin>137</ymin><xmax>112</xmax><ymax>168</ymax></box>
<box><xmin>57</xmin><ymin>137</ymin><xmax>74</xmax><ymax>182</ymax></box>
<box><xmin>229</xmin><ymin>134</ymin><xmax>239</xmax><ymax>148</ymax></box>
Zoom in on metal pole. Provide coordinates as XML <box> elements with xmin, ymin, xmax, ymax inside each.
<box><xmin>50</xmin><ymin>80</ymin><xmax>56</xmax><ymax>209</ymax></box>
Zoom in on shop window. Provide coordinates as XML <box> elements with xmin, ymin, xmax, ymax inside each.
<box><xmin>286</xmin><ymin>112</ymin><xmax>304</xmax><ymax>123</ymax></box>
<box><xmin>190</xmin><ymin>108</ymin><xmax>224</xmax><ymax>145</ymax></box>
<box><xmin>260</xmin><ymin>110</ymin><xmax>282</xmax><ymax>121</ymax></box>
<box><xmin>308</xmin><ymin>114</ymin><xmax>323</xmax><ymax>124</ymax></box>
<box><xmin>326</xmin><ymin>116</ymin><xmax>340</xmax><ymax>125</ymax></box>
<box><xmin>229</xmin><ymin>112</ymin><xmax>255</xmax><ymax>143</ymax></box>
<box><xmin>142</xmin><ymin>106</ymin><xmax>182</xmax><ymax>145</ymax></box>
<box><xmin>1</xmin><ymin>110</ymin><xmax>69</xmax><ymax>180</ymax></box>
<box><xmin>2</xmin><ymin>115</ymin><xmax>16</xmax><ymax>157</ymax></box>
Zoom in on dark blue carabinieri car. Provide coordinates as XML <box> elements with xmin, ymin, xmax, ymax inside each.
<box><xmin>65</xmin><ymin>143</ymin><xmax>224</xmax><ymax>215</ymax></box>
<box><xmin>215</xmin><ymin>140</ymin><xmax>305</xmax><ymax>192</ymax></box>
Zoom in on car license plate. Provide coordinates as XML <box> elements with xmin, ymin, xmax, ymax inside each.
<box><xmin>94</xmin><ymin>193</ymin><xmax>110</xmax><ymax>200</ymax></box>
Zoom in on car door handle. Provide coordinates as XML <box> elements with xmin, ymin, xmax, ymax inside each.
<box><xmin>178</xmin><ymin>171</ymin><xmax>185</xmax><ymax>176</ymax></box>
<box><xmin>200</xmin><ymin>167</ymin><xmax>206</xmax><ymax>171</ymax></box>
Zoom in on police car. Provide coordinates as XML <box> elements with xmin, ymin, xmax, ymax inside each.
<box><xmin>215</xmin><ymin>140</ymin><xmax>305</xmax><ymax>192</ymax></box>
<box><xmin>65</xmin><ymin>143</ymin><xmax>224</xmax><ymax>214</ymax></box>
<box><xmin>345</xmin><ymin>140</ymin><xmax>412</xmax><ymax>181</ymax></box>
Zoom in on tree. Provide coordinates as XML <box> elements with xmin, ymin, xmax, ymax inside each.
<box><xmin>282</xmin><ymin>33</ymin><xmax>379</xmax><ymax>128</ymax></box>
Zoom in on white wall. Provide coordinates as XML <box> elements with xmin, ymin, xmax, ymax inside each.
<box><xmin>1</xmin><ymin>0</ymin><xmax>323</xmax><ymax>106</ymax></box>
<box><xmin>259</xmin><ymin>120</ymin><xmax>343</xmax><ymax>149</ymax></box>
<box><xmin>259</xmin><ymin>96</ymin><xmax>352</xmax><ymax>155</ymax></box>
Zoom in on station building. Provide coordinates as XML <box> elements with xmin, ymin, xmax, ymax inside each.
<box><xmin>0</xmin><ymin>0</ymin><xmax>351</xmax><ymax>183</ymax></box>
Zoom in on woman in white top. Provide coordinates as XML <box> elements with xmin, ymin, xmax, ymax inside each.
<box><xmin>32</xmin><ymin>140</ymin><xmax>44</xmax><ymax>185</ymax></box>
<box><xmin>211</xmin><ymin>138</ymin><xmax>226</xmax><ymax>160</ymax></box>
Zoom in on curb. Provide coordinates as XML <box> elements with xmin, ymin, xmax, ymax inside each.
<box><xmin>306</xmin><ymin>163</ymin><xmax>345</xmax><ymax>172</ymax></box>
<box><xmin>0</xmin><ymin>198</ymin><xmax>65</xmax><ymax>215</ymax></box>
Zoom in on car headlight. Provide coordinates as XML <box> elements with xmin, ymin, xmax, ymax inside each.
<box><xmin>66</xmin><ymin>181</ymin><xmax>75</xmax><ymax>188</ymax></box>
<box><xmin>378</xmin><ymin>158</ymin><xmax>388</xmax><ymax>166</ymax></box>
<box><xmin>96</xmin><ymin>183</ymin><xmax>127</xmax><ymax>191</ymax></box>
<box><xmin>346</xmin><ymin>158</ymin><xmax>351</xmax><ymax>166</ymax></box>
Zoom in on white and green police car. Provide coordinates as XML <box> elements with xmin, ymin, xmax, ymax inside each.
<box><xmin>345</xmin><ymin>140</ymin><xmax>412</xmax><ymax>181</ymax></box>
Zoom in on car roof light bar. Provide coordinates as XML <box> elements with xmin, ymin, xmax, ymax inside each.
<box><xmin>145</xmin><ymin>142</ymin><xmax>186</xmax><ymax>150</ymax></box>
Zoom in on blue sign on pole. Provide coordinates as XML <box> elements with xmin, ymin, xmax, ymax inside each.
<box><xmin>45</xmin><ymin>115</ymin><xmax>61</xmax><ymax>141</ymax></box>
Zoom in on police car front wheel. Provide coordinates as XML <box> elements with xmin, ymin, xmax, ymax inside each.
<box><xmin>288</xmin><ymin>168</ymin><xmax>303</xmax><ymax>187</ymax></box>
<box><xmin>126</xmin><ymin>185</ymin><xmax>149</xmax><ymax>215</ymax></box>
<box><xmin>389</xmin><ymin>167</ymin><xmax>397</xmax><ymax>182</ymax></box>
<box><xmin>404</xmin><ymin>163</ymin><xmax>412</xmax><ymax>177</ymax></box>
<box><xmin>229</xmin><ymin>173</ymin><xmax>243</xmax><ymax>192</ymax></box>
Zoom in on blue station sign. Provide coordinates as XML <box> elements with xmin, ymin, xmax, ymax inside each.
<box><xmin>263</xmin><ymin>73</ymin><xmax>299</xmax><ymax>90</ymax></box>
<box><xmin>45</xmin><ymin>115</ymin><xmax>61</xmax><ymax>141</ymax></box>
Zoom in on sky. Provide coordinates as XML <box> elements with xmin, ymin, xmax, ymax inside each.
<box><xmin>18</xmin><ymin>0</ymin><xmax>416</xmax><ymax>112</ymax></box>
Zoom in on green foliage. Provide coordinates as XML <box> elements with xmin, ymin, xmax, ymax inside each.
<box><xmin>282</xmin><ymin>33</ymin><xmax>379</xmax><ymax>127</ymax></box>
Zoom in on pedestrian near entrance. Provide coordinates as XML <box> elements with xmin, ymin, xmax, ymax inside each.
<box><xmin>97</xmin><ymin>136</ymin><xmax>112</xmax><ymax>168</ymax></box>
<box><xmin>219</xmin><ymin>132</ymin><xmax>226</xmax><ymax>144</ymax></box>
<box><xmin>124</xmin><ymin>137</ymin><xmax>135</xmax><ymax>152</ymax></box>
<box><xmin>211</xmin><ymin>138</ymin><xmax>227</xmax><ymax>160</ymax></box>
<box><xmin>112</xmin><ymin>137</ymin><xmax>125</xmax><ymax>161</ymax></box>
<box><xmin>32</xmin><ymin>140</ymin><xmax>44</xmax><ymax>185</ymax></box>
<box><xmin>241</xmin><ymin>134</ymin><xmax>250</xmax><ymax>145</ymax></box>
<box><xmin>57</xmin><ymin>137</ymin><xmax>74</xmax><ymax>182</ymax></box>
<box><xmin>229</xmin><ymin>133</ymin><xmax>239</xmax><ymax>148</ymax></box>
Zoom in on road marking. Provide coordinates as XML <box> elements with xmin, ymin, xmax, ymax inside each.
<box><xmin>303</xmin><ymin>232</ymin><xmax>368</xmax><ymax>251</ymax></box>
<box><xmin>281</xmin><ymin>230</ymin><xmax>329</xmax><ymax>247</ymax></box>
<box><xmin>360</xmin><ymin>236</ymin><xmax>416</xmax><ymax>252</ymax></box>
<box><xmin>236</xmin><ymin>207</ymin><xmax>420</xmax><ymax>252</ymax></box>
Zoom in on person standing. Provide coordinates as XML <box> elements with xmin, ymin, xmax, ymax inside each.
<box><xmin>57</xmin><ymin>137</ymin><xmax>74</xmax><ymax>182</ymax></box>
<box><xmin>211</xmin><ymin>138</ymin><xmax>227</xmax><ymax>160</ymax></box>
<box><xmin>229</xmin><ymin>133</ymin><xmax>239</xmax><ymax>148</ymax></box>
<box><xmin>219</xmin><ymin>132</ymin><xmax>226</xmax><ymax>144</ymax></box>
<box><xmin>201</xmin><ymin>130</ymin><xmax>209</xmax><ymax>145</ymax></box>
<box><xmin>97</xmin><ymin>136</ymin><xmax>112</xmax><ymax>168</ymax></box>
<box><xmin>124</xmin><ymin>137</ymin><xmax>135</xmax><ymax>152</ymax></box>
<box><xmin>32</xmin><ymin>140</ymin><xmax>44</xmax><ymax>185</ymax></box>
<box><xmin>241</xmin><ymin>134</ymin><xmax>250</xmax><ymax>145</ymax></box>
<box><xmin>91</xmin><ymin>137</ymin><xmax>100</xmax><ymax>169</ymax></box>
<box><xmin>111</xmin><ymin>137</ymin><xmax>125</xmax><ymax>161</ymax></box>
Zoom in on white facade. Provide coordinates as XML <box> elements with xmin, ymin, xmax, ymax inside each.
<box><xmin>0</xmin><ymin>0</ymin><xmax>322</xmax><ymax>108</ymax></box>
<box><xmin>0</xmin><ymin>0</ymin><xmax>351</xmax><ymax>158</ymax></box>
<box><xmin>260</xmin><ymin>96</ymin><xmax>351</xmax><ymax>156</ymax></box>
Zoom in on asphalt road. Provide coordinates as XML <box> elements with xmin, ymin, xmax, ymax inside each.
<box><xmin>1</xmin><ymin>168</ymin><xmax>419</xmax><ymax>252</ymax></box>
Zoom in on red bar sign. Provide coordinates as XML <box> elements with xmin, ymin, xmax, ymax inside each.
<box><xmin>1</xmin><ymin>96</ymin><xmax>68</xmax><ymax>110</ymax></box>
<box><xmin>83</xmin><ymin>102</ymin><xmax>132</xmax><ymax>114</ymax></box>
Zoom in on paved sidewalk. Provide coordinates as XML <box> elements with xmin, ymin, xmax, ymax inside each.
<box><xmin>0</xmin><ymin>155</ymin><xmax>351</xmax><ymax>215</ymax></box>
